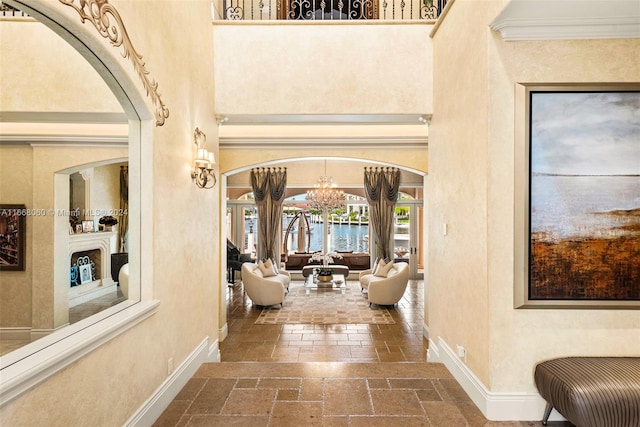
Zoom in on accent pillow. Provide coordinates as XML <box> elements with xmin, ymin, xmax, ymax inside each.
<box><xmin>372</xmin><ymin>257</ymin><xmax>381</xmax><ymax>274</ymax></box>
<box><xmin>372</xmin><ymin>258</ymin><xmax>386</xmax><ymax>276</ymax></box>
<box><xmin>253</xmin><ymin>266</ymin><xmax>264</xmax><ymax>278</ymax></box>
<box><xmin>258</xmin><ymin>259</ymin><xmax>277</xmax><ymax>277</ymax></box>
<box><xmin>374</xmin><ymin>260</ymin><xmax>395</xmax><ymax>277</ymax></box>
<box><xmin>266</xmin><ymin>258</ymin><xmax>279</xmax><ymax>274</ymax></box>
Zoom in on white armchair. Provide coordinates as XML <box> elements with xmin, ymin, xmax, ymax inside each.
<box><xmin>241</xmin><ymin>262</ymin><xmax>290</xmax><ymax>307</ymax></box>
<box><xmin>118</xmin><ymin>263</ymin><xmax>129</xmax><ymax>299</ymax></box>
<box><xmin>358</xmin><ymin>261</ymin><xmax>409</xmax><ymax>306</ymax></box>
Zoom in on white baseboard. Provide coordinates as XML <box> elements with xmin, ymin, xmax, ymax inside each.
<box><xmin>30</xmin><ymin>328</ymin><xmax>59</xmax><ymax>340</ymax></box>
<box><xmin>219</xmin><ymin>322</ymin><xmax>228</xmax><ymax>342</ymax></box>
<box><xmin>0</xmin><ymin>328</ymin><xmax>31</xmax><ymax>340</ymax></box>
<box><xmin>426</xmin><ymin>337</ymin><xmax>441</xmax><ymax>363</ymax></box>
<box><xmin>125</xmin><ymin>336</ymin><xmax>211</xmax><ymax>426</ymax></box>
<box><xmin>431</xmin><ymin>336</ymin><xmax>566</xmax><ymax>422</ymax></box>
<box><xmin>208</xmin><ymin>339</ymin><xmax>220</xmax><ymax>362</ymax></box>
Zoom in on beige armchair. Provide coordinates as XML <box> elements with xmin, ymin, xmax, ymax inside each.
<box><xmin>358</xmin><ymin>262</ymin><xmax>409</xmax><ymax>306</ymax></box>
<box><xmin>118</xmin><ymin>263</ymin><xmax>129</xmax><ymax>299</ymax></box>
<box><xmin>241</xmin><ymin>262</ymin><xmax>290</xmax><ymax>307</ymax></box>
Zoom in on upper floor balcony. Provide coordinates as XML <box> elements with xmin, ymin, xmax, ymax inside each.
<box><xmin>218</xmin><ymin>0</ymin><xmax>447</xmax><ymax>21</ymax></box>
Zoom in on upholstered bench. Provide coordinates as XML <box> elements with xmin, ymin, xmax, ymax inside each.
<box><xmin>534</xmin><ymin>357</ymin><xmax>640</xmax><ymax>427</ymax></box>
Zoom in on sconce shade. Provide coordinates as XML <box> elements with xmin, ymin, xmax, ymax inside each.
<box><xmin>191</xmin><ymin>128</ymin><xmax>216</xmax><ymax>189</ymax></box>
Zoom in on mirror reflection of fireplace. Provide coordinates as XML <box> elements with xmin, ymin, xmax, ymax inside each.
<box><xmin>68</xmin><ymin>232</ymin><xmax>118</xmax><ymax>308</ymax></box>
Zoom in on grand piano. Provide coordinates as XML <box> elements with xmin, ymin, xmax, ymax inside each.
<box><xmin>226</xmin><ymin>239</ymin><xmax>253</xmax><ymax>284</ymax></box>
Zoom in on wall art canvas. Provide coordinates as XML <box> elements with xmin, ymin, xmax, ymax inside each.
<box><xmin>527</xmin><ymin>89</ymin><xmax>640</xmax><ymax>307</ymax></box>
<box><xmin>0</xmin><ymin>204</ymin><xmax>26</xmax><ymax>271</ymax></box>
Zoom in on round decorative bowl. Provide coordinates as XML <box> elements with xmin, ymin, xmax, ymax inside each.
<box><xmin>317</xmin><ymin>274</ymin><xmax>333</xmax><ymax>282</ymax></box>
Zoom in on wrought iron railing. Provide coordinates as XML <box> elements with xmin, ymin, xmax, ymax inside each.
<box><xmin>222</xmin><ymin>0</ymin><xmax>446</xmax><ymax>20</ymax></box>
<box><xmin>0</xmin><ymin>2</ymin><xmax>28</xmax><ymax>17</ymax></box>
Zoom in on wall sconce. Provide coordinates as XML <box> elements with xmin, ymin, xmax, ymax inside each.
<box><xmin>191</xmin><ymin>127</ymin><xmax>216</xmax><ymax>189</ymax></box>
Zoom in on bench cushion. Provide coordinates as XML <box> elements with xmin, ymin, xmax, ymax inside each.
<box><xmin>534</xmin><ymin>357</ymin><xmax>640</xmax><ymax>427</ymax></box>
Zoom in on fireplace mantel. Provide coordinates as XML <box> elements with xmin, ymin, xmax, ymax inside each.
<box><xmin>68</xmin><ymin>231</ymin><xmax>117</xmax><ymax>306</ymax></box>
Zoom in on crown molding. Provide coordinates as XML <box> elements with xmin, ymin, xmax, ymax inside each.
<box><xmin>490</xmin><ymin>1</ymin><xmax>640</xmax><ymax>41</ymax></box>
<box><xmin>220</xmin><ymin>136</ymin><xmax>428</xmax><ymax>149</ymax></box>
<box><xmin>0</xmin><ymin>120</ymin><xmax>128</xmax><ymax>145</ymax></box>
<box><xmin>0</xmin><ymin>112</ymin><xmax>128</xmax><ymax>123</ymax></box>
<box><xmin>0</xmin><ymin>135</ymin><xmax>127</xmax><ymax>146</ymax></box>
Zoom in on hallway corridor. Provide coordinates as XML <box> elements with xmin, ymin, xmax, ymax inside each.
<box><xmin>153</xmin><ymin>280</ymin><xmax>571</xmax><ymax>426</ymax></box>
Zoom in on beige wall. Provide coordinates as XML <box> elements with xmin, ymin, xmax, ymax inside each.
<box><xmin>221</xmin><ymin>146</ymin><xmax>428</xmax><ymax>178</ymax></box>
<box><xmin>0</xmin><ymin>20</ymin><xmax>121</xmax><ymax>113</ymax></box>
<box><xmin>91</xmin><ymin>162</ymin><xmax>125</xmax><ymax>227</ymax></box>
<box><xmin>1</xmin><ymin>0</ymin><xmax>219</xmax><ymax>424</ymax></box>
<box><xmin>428</xmin><ymin>0</ymin><xmax>501</xmax><ymax>386</ymax></box>
<box><xmin>213</xmin><ymin>23</ymin><xmax>433</xmax><ymax>114</ymax></box>
<box><xmin>0</xmin><ymin>147</ymin><xmax>33</xmax><ymax>328</ymax></box>
<box><xmin>429</xmin><ymin>0</ymin><xmax>640</xmax><ymax>395</ymax></box>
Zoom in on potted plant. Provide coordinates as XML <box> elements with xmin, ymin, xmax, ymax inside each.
<box><xmin>308</xmin><ymin>251</ymin><xmax>343</xmax><ymax>283</ymax></box>
<box><xmin>99</xmin><ymin>215</ymin><xmax>118</xmax><ymax>232</ymax></box>
<box><xmin>314</xmin><ymin>267</ymin><xmax>334</xmax><ymax>282</ymax></box>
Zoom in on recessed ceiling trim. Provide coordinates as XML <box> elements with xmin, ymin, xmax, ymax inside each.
<box><xmin>217</xmin><ymin>114</ymin><xmax>432</xmax><ymax>126</ymax></box>
<box><xmin>0</xmin><ymin>112</ymin><xmax>128</xmax><ymax>123</ymax></box>
<box><xmin>0</xmin><ymin>136</ymin><xmax>128</xmax><ymax>146</ymax></box>
<box><xmin>220</xmin><ymin>137</ymin><xmax>428</xmax><ymax>149</ymax></box>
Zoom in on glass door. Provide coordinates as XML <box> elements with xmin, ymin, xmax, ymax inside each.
<box><xmin>227</xmin><ymin>201</ymin><xmax>258</xmax><ymax>260</ymax></box>
<box><xmin>393</xmin><ymin>201</ymin><xmax>423</xmax><ymax>279</ymax></box>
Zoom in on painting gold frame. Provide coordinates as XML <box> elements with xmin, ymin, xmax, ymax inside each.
<box><xmin>514</xmin><ymin>83</ymin><xmax>640</xmax><ymax>309</ymax></box>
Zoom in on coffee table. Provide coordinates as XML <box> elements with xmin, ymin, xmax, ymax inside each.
<box><xmin>305</xmin><ymin>274</ymin><xmax>346</xmax><ymax>294</ymax></box>
<box><xmin>301</xmin><ymin>265</ymin><xmax>349</xmax><ymax>278</ymax></box>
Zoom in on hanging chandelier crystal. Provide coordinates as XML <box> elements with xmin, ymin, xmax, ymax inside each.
<box><xmin>306</xmin><ymin>175</ymin><xmax>346</xmax><ymax>211</ymax></box>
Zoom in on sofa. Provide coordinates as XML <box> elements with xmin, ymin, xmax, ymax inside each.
<box><xmin>241</xmin><ymin>262</ymin><xmax>290</xmax><ymax>307</ymax></box>
<box><xmin>358</xmin><ymin>261</ymin><xmax>409</xmax><ymax>306</ymax></box>
<box><xmin>285</xmin><ymin>251</ymin><xmax>370</xmax><ymax>271</ymax></box>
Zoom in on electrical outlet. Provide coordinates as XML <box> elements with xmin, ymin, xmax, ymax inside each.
<box><xmin>443</xmin><ymin>223</ymin><xmax>449</xmax><ymax>236</ymax></box>
<box><xmin>168</xmin><ymin>357</ymin><xmax>174</xmax><ymax>375</ymax></box>
<box><xmin>456</xmin><ymin>345</ymin><xmax>466</xmax><ymax>359</ymax></box>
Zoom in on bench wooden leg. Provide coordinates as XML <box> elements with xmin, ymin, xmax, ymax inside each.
<box><xmin>542</xmin><ymin>402</ymin><xmax>552</xmax><ymax>425</ymax></box>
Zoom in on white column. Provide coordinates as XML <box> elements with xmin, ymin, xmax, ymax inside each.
<box><xmin>322</xmin><ymin>209</ymin><xmax>329</xmax><ymax>255</ymax></box>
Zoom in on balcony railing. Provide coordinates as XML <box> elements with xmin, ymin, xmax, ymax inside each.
<box><xmin>222</xmin><ymin>0</ymin><xmax>446</xmax><ymax>21</ymax></box>
<box><xmin>0</xmin><ymin>2</ymin><xmax>28</xmax><ymax>17</ymax></box>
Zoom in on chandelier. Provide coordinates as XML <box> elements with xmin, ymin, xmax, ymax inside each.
<box><xmin>306</xmin><ymin>173</ymin><xmax>346</xmax><ymax>211</ymax></box>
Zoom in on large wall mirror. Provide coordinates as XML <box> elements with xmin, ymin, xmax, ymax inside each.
<box><xmin>0</xmin><ymin>3</ymin><xmax>141</xmax><ymax>364</ymax></box>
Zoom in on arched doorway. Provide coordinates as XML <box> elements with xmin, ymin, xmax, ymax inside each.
<box><xmin>219</xmin><ymin>157</ymin><xmax>426</xmax><ymax>342</ymax></box>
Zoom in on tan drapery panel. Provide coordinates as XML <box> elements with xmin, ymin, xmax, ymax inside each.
<box><xmin>118</xmin><ymin>165</ymin><xmax>129</xmax><ymax>252</ymax></box>
<box><xmin>364</xmin><ymin>167</ymin><xmax>400</xmax><ymax>260</ymax></box>
<box><xmin>250</xmin><ymin>167</ymin><xmax>287</xmax><ymax>261</ymax></box>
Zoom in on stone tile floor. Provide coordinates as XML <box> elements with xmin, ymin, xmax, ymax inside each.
<box><xmin>154</xmin><ymin>279</ymin><xmax>573</xmax><ymax>426</ymax></box>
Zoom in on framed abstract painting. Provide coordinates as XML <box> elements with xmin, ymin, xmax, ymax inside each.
<box><xmin>515</xmin><ymin>84</ymin><xmax>640</xmax><ymax>308</ymax></box>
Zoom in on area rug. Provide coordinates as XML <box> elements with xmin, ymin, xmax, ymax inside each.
<box><xmin>255</xmin><ymin>282</ymin><xmax>395</xmax><ymax>325</ymax></box>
